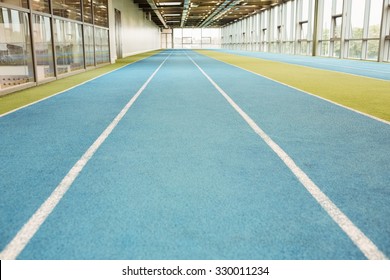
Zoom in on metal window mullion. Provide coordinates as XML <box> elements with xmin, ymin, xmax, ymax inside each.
<box><xmin>295</xmin><ymin>0</ymin><xmax>302</xmax><ymax>54</ymax></box>
<box><xmin>361</xmin><ymin>0</ymin><xmax>370</xmax><ymax>59</ymax></box>
<box><xmin>27</xmin><ymin>0</ymin><xmax>38</xmax><ymax>84</ymax></box>
<box><xmin>312</xmin><ymin>0</ymin><xmax>319</xmax><ymax>56</ymax></box>
<box><xmin>80</xmin><ymin>0</ymin><xmax>87</xmax><ymax>68</ymax></box>
<box><xmin>307</xmin><ymin>0</ymin><xmax>313</xmax><ymax>55</ymax></box>
<box><xmin>377</xmin><ymin>0</ymin><xmax>388</xmax><ymax>62</ymax></box>
<box><xmin>48</xmin><ymin>0</ymin><xmax>58</xmax><ymax>78</ymax></box>
<box><xmin>106</xmin><ymin>0</ymin><xmax>111</xmax><ymax>63</ymax></box>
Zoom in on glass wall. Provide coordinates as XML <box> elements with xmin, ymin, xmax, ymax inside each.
<box><xmin>260</xmin><ymin>9</ymin><xmax>269</xmax><ymax>52</ymax></box>
<box><xmin>345</xmin><ymin>0</ymin><xmax>383</xmax><ymax>60</ymax></box>
<box><xmin>384</xmin><ymin>0</ymin><xmax>390</xmax><ymax>62</ymax></box>
<box><xmin>84</xmin><ymin>25</ymin><xmax>95</xmax><ymax>67</ymax></box>
<box><xmin>54</xmin><ymin>19</ymin><xmax>84</xmax><ymax>74</ymax></box>
<box><xmin>173</xmin><ymin>28</ymin><xmax>221</xmax><ymax>49</ymax></box>
<box><xmin>0</xmin><ymin>0</ymin><xmax>110</xmax><ymax>93</ymax></box>
<box><xmin>0</xmin><ymin>7</ymin><xmax>34</xmax><ymax>91</ymax></box>
<box><xmin>33</xmin><ymin>15</ymin><xmax>55</xmax><ymax>81</ymax></box>
<box><xmin>94</xmin><ymin>0</ymin><xmax>108</xmax><ymax>27</ymax></box>
<box><xmin>283</xmin><ymin>0</ymin><xmax>295</xmax><ymax>54</ymax></box>
<box><xmin>83</xmin><ymin>0</ymin><xmax>93</xmax><ymax>24</ymax></box>
<box><xmin>32</xmin><ymin>0</ymin><xmax>50</xmax><ymax>13</ymax></box>
<box><xmin>52</xmin><ymin>0</ymin><xmax>82</xmax><ymax>21</ymax></box>
<box><xmin>296</xmin><ymin>0</ymin><xmax>314</xmax><ymax>55</ymax></box>
<box><xmin>222</xmin><ymin>0</ymin><xmax>390</xmax><ymax>62</ymax></box>
<box><xmin>95</xmin><ymin>27</ymin><xmax>109</xmax><ymax>64</ymax></box>
<box><xmin>0</xmin><ymin>0</ymin><xmax>28</xmax><ymax>9</ymax></box>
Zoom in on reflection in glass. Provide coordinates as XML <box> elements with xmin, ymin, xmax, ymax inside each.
<box><xmin>52</xmin><ymin>0</ymin><xmax>81</xmax><ymax>21</ymax></box>
<box><xmin>94</xmin><ymin>0</ymin><xmax>108</xmax><ymax>27</ymax></box>
<box><xmin>33</xmin><ymin>15</ymin><xmax>55</xmax><ymax>80</ymax></box>
<box><xmin>31</xmin><ymin>0</ymin><xmax>50</xmax><ymax>14</ymax></box>
<box><xmin>0</xmin><ymin>0</ymin><xmax>28</xmax><ymax>9</ymax></box>
<box><xmin>54</xmin><ymin>19</ymin><xmax>84</xmax><ymax>74</ymax></box>
<box><xmin>95</xmin><ymin>27</ymin><xmax>109</xmax><ymax>64</ymax></box>
<box><xmin>83</xmin><ymin>0</ymin><xmax>93</xmax><ymax>24</ymax></box>
<box><xmin>84</xmin><ymin>25</ymin><xmax>94</xmax><ymax>66</ymax></box>
<box><xmin>0</xmin><ymin>7</ymin><xmax>34</xmax><ymax>91</ymax></box>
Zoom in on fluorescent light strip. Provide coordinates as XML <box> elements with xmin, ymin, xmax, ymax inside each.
<box><xmin>158</xmin><ymin>2</ymin><xmax>182</xmax><ymax>6</ymax></box>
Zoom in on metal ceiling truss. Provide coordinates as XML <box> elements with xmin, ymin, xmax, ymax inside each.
<box><xmin>133</xmin><ymin>0</ymin><xmax>283</xmax><ymax>28</ymax></box>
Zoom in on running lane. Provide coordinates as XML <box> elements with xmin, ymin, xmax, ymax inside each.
<box><xmin>217</xmin><ymin>49</ymin><xmax>390</xmax><ymax>80</ymax></box>
<box><xmin>13</xmin><ymin>50</ymin><xmax>371</xmax><ymax>259</ymax></box>
<box><xmin>0</xmin><ymin>52</ymin><xmax>169</xmax><ymax>253</ymax></box>
<box><xmin>188</xmin><ymin>50</ymin><xmax>390</xmax><ymax>259</ymax></box>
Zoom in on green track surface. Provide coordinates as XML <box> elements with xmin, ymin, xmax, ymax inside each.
<box><xmin>197</xmin><ymin>50</ymin><xmax>390</xmax><ymax>122</ymax></box>
<box><xmin>0</xmin><ymin>50</ymin><xmax>161</xmax><ymax>115</ymax></box>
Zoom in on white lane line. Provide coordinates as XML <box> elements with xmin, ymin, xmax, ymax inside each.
<box><xmin>186</xmin><ymin>53</ymin><xmax>388</xmax><ymax>260</ymax></box>
<box><xmin>0</xmin><ymin>52</ymin><xmax>161</xmax><ymax>118</ymax></box>
<box><xmin>200</xmin><ymin>52</ymin><xmax>390</xmax><ymax>126</ymax></box>
<box><xmin>0</xmin><ymin>53</ymin><xmax>171</xmax><ymax>260</ymax></box>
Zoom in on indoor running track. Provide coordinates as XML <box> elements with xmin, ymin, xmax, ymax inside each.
<box><xmin>0</xmin><ymin>50</ymin><xmax>389</xmax><ymax>260</ymax></box>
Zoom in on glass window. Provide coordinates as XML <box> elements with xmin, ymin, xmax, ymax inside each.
<box><xmin>285</xmin><ymin>1</ymin><xmax>293</xmax><ymax>41</ymax></box>
<box><xmin>52</xmin><ymin>0</ymin><xmax>82</xmax><ymax>21</ymax></box>
<box><xmin>335</xmin><ymin>0</ymin><xmax>343</xmax><ymax>14</ymax></box>
<box><xmin>322</xmin><ymin>0</ymin><xmax>332</xmax><ymax>40</ymax></box>
<box><xmin>348</xmin><ymin>40</ymin><xmax>362</xmax><ymax>59</ymax></box>
<box><xmin>84</xmin><ymin>25</ymin><xmax>94</xmax><ymax>67</ymax></box>
<box><xmin>300</xmin><ymin>22</ymin><xmax>308</xmax><ymax>39</ymax></box>
<box><xmin>321</xmin><ymin>41</ymin><xmax>330</xmax><ymax>56</ymax></box>
<box><xmin>367</xmin><ymin>39</ymin><xmax>379</xmax><ymax>60</ymax></box>
<box><xmin>54</xmin><ymin>19</ymin><xmax>84</xmax><ymax>74</ymax></box>
<box><xmin>33</xmin><ymin>15</ymin><xmax>55</xmax><ymax>81</ymax></box>
<box><xmin>333</xmin><ymin>40</ymin><xmax>341</xmax><ymax>57</ymax></box>
<box><xmin>349</xmin><ymin>2</ymin><xmax>365</xmax><ymax>39</ymax></box>
<box><xmin>301</xmin><ymin>0</ymin><xmax>309</xmax><ymax>21</ymax></box>
<box><xmin>201</xmin><ymin>28</ymin><xmax>221</xmax><ymax>49</ymax></box>
<box><xmin>83</xmin><ymin>0</ymin><xmax>93</xmax><ymax>24</ymax></box>
<box><xmin>0</xmin><ymin>8</ymin><xmax>34</xmax><ymax>91</ymax></box>
<box><xmin>0</xmin><ymin>0</ymin><xmax>28</xmax><ymax>9</ymax></box>
<box><xmin>333</xmin><ymin>16</ymin><xmax>342</xmax><ymax>39</ymax></box>
<box><xmin>173</xmin><ymin>28</ymin><xmax>182</xmax><ymax>49</ymax></box>
<box><xmin>191</xmin><ymin>28</ymin><xmax>201</xmax><ymax>48</ymax></box>
<box><xmin>95</xmin><ymin>27</ymin><xmax>109</xmax><ymax>64</ymax></box>
<box><xmin>94</xmin><ymin>0</ymin><xmax>108</xmax><ymax>27</ymax></box>
<box><xmin>368</xmin><ymin>0</ymin><xmax>382</xmax><ymax>38</ymax></box>
<box><xmin>31</xmin><ymin>0</ymin><xmax>50</xmax><ymax>14</ymax></box>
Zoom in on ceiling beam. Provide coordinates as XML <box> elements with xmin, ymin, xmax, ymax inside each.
<box><xmin>145</xmin><ymin>0</ymin><xmax>169</xmax><ymax>29</ymax></box>
<box><xmin>180</xmin><ymin>0</ymin><xmax>190</xmax><ymax>27</ymax></box>
<box><xmin>199</xmin><ymin>0</ymin><xmax>242</xmax><ymax>28</ymax></box>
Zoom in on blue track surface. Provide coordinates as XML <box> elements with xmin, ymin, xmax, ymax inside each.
<box><xmin>217</xmin><ymin>49</ymin><xmax>390</xmax><ymax>80</ymax></box>
<box><xmin>0</xmin><ymin>50</ymin><xmax>389</xmax><ymax>260</ymax></box>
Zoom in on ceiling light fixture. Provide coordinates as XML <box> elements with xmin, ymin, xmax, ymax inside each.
<box><xmin>157</xmin><ymin>2</ymin><xmax>182</xmax><ymax>6</ymax></box>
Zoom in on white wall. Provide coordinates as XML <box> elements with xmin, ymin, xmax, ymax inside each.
<box><xmin>109</xmin><ymin>0</ymin><xmax>161</xmax><ymax>62</ymax></box>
